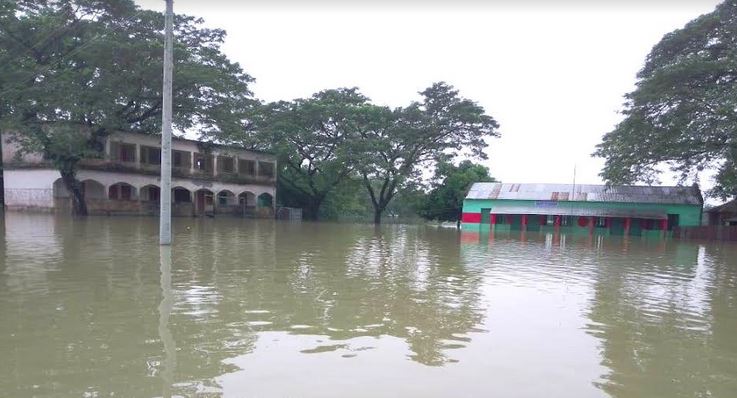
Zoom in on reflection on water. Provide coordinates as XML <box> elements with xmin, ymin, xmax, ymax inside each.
<box><xmin>158</xmin><ymin>246</ymin><xmax>175</xmax><ymax>398</ymax></box>
<box><xmin>0</xmin><ymin>214</ymin><xmax>736</xmax><ymax>397</ymax></box>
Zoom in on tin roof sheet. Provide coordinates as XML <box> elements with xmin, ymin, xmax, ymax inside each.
<box><xmin>707</xmin><ymin>199</ymin><xmax>737</xmax><ymax>213</ymax></box>
<box><xmin>466</xmin><ymin>183</ymin><xmax>702</xmax><ymax>206</ymax></box>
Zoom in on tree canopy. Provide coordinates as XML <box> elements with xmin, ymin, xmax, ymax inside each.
<box><xmin>247</xmin><ymin>88</ymin><xmax>370</xmax><ymax>220</ymax></box>
<box><xmin>246</xmin><ymin>83</ymin><xmax>500</xmax><ymax>223</ymax></box>
<box><xmin>0</xmin><ymin>0</ymin><xmax>254</xmax><ymax>213</ymax></box>
<box><xmin>594</xmin><ymin>1</ymin><xmax>737</xmax><ymax>198</ymax></box>
<box><xmin>1</xmin><ymin>1</ymin><xmax>501</xmax><ymax>221</ymax></box>
<box><xmin>359</xmin><ymin>82</ymin><xmax>500</xmax><ymax>224</ymax></box>
<box><xmin>420</xmin><ymin>160</ymin><xmax>495</xmax><ymax>226</ymax></box>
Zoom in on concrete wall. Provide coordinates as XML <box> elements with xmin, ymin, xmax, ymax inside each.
<box><xmin>72</xmin><ymin>169</ymin><xmax>275</xmax><ymax>200</ymax></box>
<box><xmin>2</xmin><ymin>131</ymin><xmax>277</xmax><ymax>217</ymax></box>
<box><xmin>462</xmin><ymin>199</ymin><xmax>702</xmax><ymax>226</ymax></box>
<box><xmin>461</xmin><ymin>199</ymin><xmax>703</xmax><ymax>237</ymax></box>
<box><xmin>3</xmin><ymin>169</ymin><xmax>59</xmax><ymax>210</ymax></box>
<box><xmin>3</xmin><ymin>168</ymin><xmax>275</xmax><ymax>217</ymax></box>
<box><xmin>2</xmin><ymin>131</ymin><xmax>277</xmax><ymax>185</ymax></box>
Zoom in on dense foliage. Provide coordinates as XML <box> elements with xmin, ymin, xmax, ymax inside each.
<box><xmin>247</xmin><ymin>89</ymin><xmax>368</xmax><ymax>220</ymax></box>
<box><xmin>0</xmin><ymin>0</ymin><xmax>253</xmax><ymax>213</ymax></box>
<box><xmin>248</xmin><ymin>83</ymin><xmax>500</xmax><ymax>223</ymax></box>
<box><xmin>420</xmin><ymin>160</ymin><xmax>496</xmax><ymax>226</ymax></box>
<box><xmin>595</xmin><ymin>1</ymin><xmax>737</xmax><ymax>198</ymax></box>
<box><xmin>1</xmin><ymin>1</ymin><xmax>499</xmax><ymax>221</ymax></box>
<box><xmin>358</xmin><ymin>83</ymin><xmax>500</xmax><ymax>224</ymax></box>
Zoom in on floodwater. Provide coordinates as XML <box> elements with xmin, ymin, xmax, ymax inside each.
<box><xmin>1</xmin><ymin>214</ymin><xmax>736</xmax><ymax>398</ymax></box>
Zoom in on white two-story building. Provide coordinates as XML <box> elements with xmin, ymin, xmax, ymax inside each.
<box><xmin>2</xmin><ymin>132</ymin><xmax>277</xmax><ymax>217</ymax></box>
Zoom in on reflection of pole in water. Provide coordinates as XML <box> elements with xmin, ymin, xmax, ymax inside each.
<box><xmin>158</xmin><ymin>246</ymin><xmax>176</xmax><ymax>398</ymax></box>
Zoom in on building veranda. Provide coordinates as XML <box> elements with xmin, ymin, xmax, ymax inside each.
<box><xmin>462</xmin><ymin>183</ymin><xmax>703</xmax><ymax>237</ymax></box>
<box><xmin>2</xmin><ymin>132</ymin><xmax>277</xmax><ymax>218</ymax></box>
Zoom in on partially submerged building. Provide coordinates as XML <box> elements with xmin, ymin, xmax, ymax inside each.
<box><xmin>462</xmin><ymin>183</ymin><xmax>703</xmax><ymax>236</ymax></box>
<box><xmin>2</xmin><ymin>132</ymin><xmax>277</xmax><ymax>217</ymax></box>
<box><xmin>706</xmin><ymin>199</ymin><xmax>737</xmax><ymax>226</ymax></box>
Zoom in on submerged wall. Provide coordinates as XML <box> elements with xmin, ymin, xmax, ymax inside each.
<box><xmin>461</xmin><ymin>198</ymin><xmax>703</xmax><ymax>236</ymax></box>
<box><xmin>3</xmin><ymin>169</ymin><xmax>274</xmax><ymax>218</ymax></box>
<box><xmin>3</xmin><ymin>169</ymin><xmax>59</xmax><ymax>211</ymax></box>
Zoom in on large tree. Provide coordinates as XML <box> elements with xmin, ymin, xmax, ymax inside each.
<box><xmin>594</xmin><ymin>1</ymin><xmax>737</xmax><ymax>198</ymax></box>
<box><xmin>420</xmin><ymin>160</ymin><xmax>495</xmax><ymax>227</ymax></box>
<box><xmin>359</xmin><ymin>82</ymin><xmax>500</xmax><ymax>224</ymax></box>
<box><xmin>249</xmin><ymin>88</ymin><xmax>369</xmax><ymax>220</ymax></box>
<box><xmin>0</xmin><ymin>0</ymin><xmax>253</xmax><ymax>214</ymax></box>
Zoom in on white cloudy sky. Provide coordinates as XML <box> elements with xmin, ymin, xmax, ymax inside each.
<box><xmin>136</xmin><ymin>0</ymin><xmax>721</xmax><ymax>187</ymax></box>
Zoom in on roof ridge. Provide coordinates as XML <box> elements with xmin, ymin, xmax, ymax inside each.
<box><xmin>470</xmin><ymin>182</ymin><xmax>693</xmax><ymax>189</ymax></box>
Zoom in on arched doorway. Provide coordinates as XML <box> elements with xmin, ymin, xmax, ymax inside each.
<box><xmin>140</xmin><ymin>185</ymin><xmax>161</xmax><ymax>202</ymax></box>
<box><xmin>194</xmin><ymin>189</ymin><xmax>214</xmax><ymax>216</ymax></box>
<box><xmin>81</xmin><ymin>179</ymin><xmax>105</xmax><ymax>199</ymax></box>
<box><xmin>237</xmin><ymin>191</ymin><xmax>256</xmax><ymax>217</ymax></box>
<box><xmin>215</xmin><ymin>190</ymin><xmax>236</xmax><ymax>214</ymax></box>
<box><xmin>108</xmin><ymin>182</ymin><xmax>137</xmax><ymax>201</ymax></box>
<box><xmin>257</xmin><ymin>192</ymin><xmax>273</xmax><ymax>208</ymax></box>
<box><xmin>172</xmin><ymin>187</ymin><xmax>191</xmax><ymax>203</ymax></box>
<box><xmin>217</xmin><ymin>190</ymin><xmax>236</xmax><ymax>206</ymax></box>
<box><xmin>171</xmin><ymin>186</ymin><xmax>193</xmax><ymax>217</ymax></box>
<box><xmin>238</xmin><ymin>191</ymin><xmax>256</xmax><ymax>207</ymax></box>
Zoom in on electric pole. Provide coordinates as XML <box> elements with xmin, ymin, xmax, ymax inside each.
<box><xmin>159</xmin><ymin>0</ymin><xmax>174</xmax><ymax>245</ymax></box>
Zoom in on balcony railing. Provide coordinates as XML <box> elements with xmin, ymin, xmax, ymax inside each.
<box><xmin>76</xmin><ymin>158</ymin><xmax>276</xmax><ymax>185</ymax></box>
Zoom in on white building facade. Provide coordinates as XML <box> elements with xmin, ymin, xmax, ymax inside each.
<box><xmin>2</xmin><ymin>132</ymin><xmax>277</xmax><ymax>217</ymax></box>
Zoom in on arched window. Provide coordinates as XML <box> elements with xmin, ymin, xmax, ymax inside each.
<box><xmin>257</xmin><ymin>193</ymin><xmax>273</xmax><ymax>208</ymax></box>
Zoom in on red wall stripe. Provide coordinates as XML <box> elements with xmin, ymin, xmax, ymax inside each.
<box><xmin>462</xmin><ymin>212</ymin><xmax>482</xmax><ymax>223</ymax></box>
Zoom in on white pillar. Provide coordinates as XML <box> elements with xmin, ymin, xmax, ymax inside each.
<box><xmin>159</xmin><ymin>0</ymin><xmax>174</xmax><ymax>245</ymax></box>
<box><xmin>134</xmin><ymin>143</ymin><xmax>141</xmax><ymax>169</ymax></box>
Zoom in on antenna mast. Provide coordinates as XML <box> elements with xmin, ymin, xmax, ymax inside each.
<box><xmin>571</xmin><ymin>164</ymin><xmax>577</xmax><ymax>200</ymax></box>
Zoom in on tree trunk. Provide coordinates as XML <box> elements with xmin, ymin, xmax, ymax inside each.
<box><xmin>303</xmin><ymin>197</ymin><xmax>323</xmax><ymax>221</ymax></box>
<box><xmin>371</xmin><ymin>197</ymin><xmax>391</xmax><ymax>225</ymax></box>
<box><xmin>60</xmin><ymin>168</ymin><xmax>88</xmax><ymax>216</ymax></box>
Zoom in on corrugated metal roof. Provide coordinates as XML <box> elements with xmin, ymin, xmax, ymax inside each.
<box><xmin>707</xmin><ymin>199</ymin><xmax>737</xmax><ymax>213</ymax></box>
<box><xmin>466</xmin><ymin>183</ymin><xmax>702</xmax><ymax>205</ymax></box>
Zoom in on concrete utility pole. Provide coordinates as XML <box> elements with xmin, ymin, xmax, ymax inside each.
<box><xmin>159</xmin><ymin>0</ymin><xmax>174</xmax><ymax>245</ymax></box>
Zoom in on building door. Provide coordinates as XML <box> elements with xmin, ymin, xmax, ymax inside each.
<box><xmin>196</xmin><ymin>190</ymin><xmax>213</xmax><ymax>215</ymax></box>
<box><xmin>480</xmin><ymin>209</ymin><xmax>491</xmax><ymax>225</ymax></box>
<box><xmin>510</xmin><ymin>215</ymin><xmax>522</xmax><ymax>230</ymax></box>
<box><xmin>610</xmin><ymin>218</ymin><xmax>625</xmax><ymax>236</ymax></box>
<box><xmin>196</xmin><ymin>191</ymin><xmax>205</xmax><ymax>215</ymax></box>
<box><xmin>629</xmin><ymin>219</ymin><xmax>642</xmax><ymax>236</ymax></box>
<box><xmin>667</xmin><ymin>214</ymin><xmax>680</xmax><ymax>230</ymax></box>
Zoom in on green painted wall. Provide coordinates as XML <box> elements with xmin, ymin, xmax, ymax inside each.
<box><xmin>462</xmin><ymin>199</ymin><xmax>703</xmax><ymax>227</ymax></box>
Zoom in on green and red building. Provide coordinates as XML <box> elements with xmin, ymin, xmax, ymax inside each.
<box><xmin>462</xmin><ymin>183</ymin><xmax>703</xmax><ymax>236</ymax></box>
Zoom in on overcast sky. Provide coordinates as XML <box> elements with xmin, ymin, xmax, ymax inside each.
<box><xmin>137</xmin><ymin>0</ymin><xmax>722</xmax><ymax>187</ymax></box>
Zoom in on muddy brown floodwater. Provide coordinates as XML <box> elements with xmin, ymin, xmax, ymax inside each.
<box><xmin>1</xmin><ymin>213</ymin><xmax>736</xmax><ymax>397</ymax></box>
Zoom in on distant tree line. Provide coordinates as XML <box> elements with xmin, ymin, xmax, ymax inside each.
<box><xmin>0</xmin><ymin>0</ymin><xmax>500</xmax><ymax>223</ymax></box>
